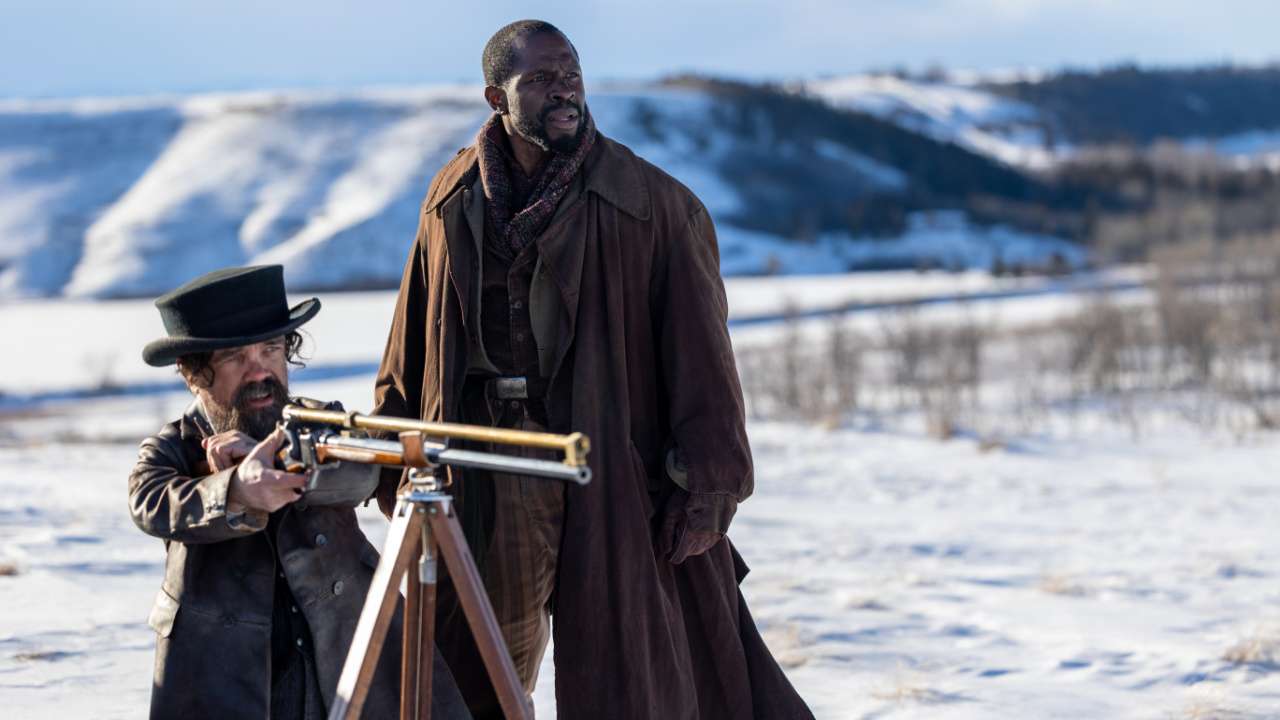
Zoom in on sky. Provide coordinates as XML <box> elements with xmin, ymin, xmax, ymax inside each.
<box><xmin>1</xmin><ymin>0</ymin><xmax>1278</xmax><ymax>98</ymax></box>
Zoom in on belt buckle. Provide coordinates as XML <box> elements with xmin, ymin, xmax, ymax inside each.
<box><xmin>493</xmin><ymin>377</ymin><xmax>528</xmax><ymax>399</ymax></box>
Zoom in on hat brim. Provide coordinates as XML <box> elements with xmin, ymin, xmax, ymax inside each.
<box><xmin>142</xmin><ymin>298</ymin><xmax>321</xmax><ymax>367</ymax></box>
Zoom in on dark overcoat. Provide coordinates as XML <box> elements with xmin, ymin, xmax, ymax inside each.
<box><xmin>128</xmin><ymin>397</ymin><xmax>466</xmax><ymax>719</ymax></box>
<box><xmin>374</xmin><ymin>133</ymin><xmax>813</xmax><ymax>719</ymax></box>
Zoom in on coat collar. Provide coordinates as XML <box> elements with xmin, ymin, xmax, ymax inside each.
<box><xmin>180</xmin><ymin>397</ymin><xmax>216</xmax><ymax>442</ymax></box>
<box><xmin>425</xmin><ymin>130</ymin><xmax>650</xmax><ymax>221</ymax></box>
<box><xmin>578</xmin><ymin>133</ymin><xmax>651</xmax><ymax>221</ymax></box>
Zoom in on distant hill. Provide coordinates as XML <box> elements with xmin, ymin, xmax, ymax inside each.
<box><xmin>1</xmin><ymin>66</ymin><xmax>1278</xmax><ymax>299</ymax></box>
<box><xmin>986</xmin><ymin>65</ymin><xmax>1280</xmax><ymax>146</ymax></box>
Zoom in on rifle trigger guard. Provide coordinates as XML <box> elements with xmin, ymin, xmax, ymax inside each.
<box><xmin>399</xmin><ymin>431</ymin><xmax>430</xmax><ymax>469</ymax></box>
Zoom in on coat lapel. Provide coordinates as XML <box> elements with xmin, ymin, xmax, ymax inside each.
<box><xmin>535</xmin><ymin>134</ymin><xmax>651</xmax><ymax>377</ymax></box>
<box><xmin>437</xmin><ymin>172</ymin><xmax>478</xmax><ymax>330</ymax></box>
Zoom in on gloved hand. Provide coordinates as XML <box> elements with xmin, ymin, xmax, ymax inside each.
<box><xmin>659</xmin><ymin>486</ymin><xmax>735</xmax><ymax>564</ymax></box>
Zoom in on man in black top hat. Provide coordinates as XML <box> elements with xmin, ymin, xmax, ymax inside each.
<box><xmin>129</xmin><ymin>265</ymin><xmax>470</xmax><ymax>720</ymax></box>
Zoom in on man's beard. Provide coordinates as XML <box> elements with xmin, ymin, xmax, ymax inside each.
<box><xmin>205</xmin><ymin>376</ymin><xmax>289</xmax><ymax>440</ymax></box>
<box><xmin>513</xmin><ymin>100</ymin><xmax>589</xmax><ymax>155</ymax></box>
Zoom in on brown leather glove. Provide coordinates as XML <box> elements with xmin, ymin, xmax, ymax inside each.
<box><xmin>659</xmin><ymin>486</ymin><xmax>736</xmax><ymax>564</ymax></box>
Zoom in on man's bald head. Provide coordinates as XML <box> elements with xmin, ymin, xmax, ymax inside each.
<box><xmin>482</xmin><ymin>19</ymin><xmax>576</xmax><ymax>89</ymax></box>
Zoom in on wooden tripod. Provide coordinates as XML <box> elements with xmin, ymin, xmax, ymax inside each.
<box><xmin>326</xmin><ymin>471</ymin><xmax>532</xmax><ymax>720</ymax></box>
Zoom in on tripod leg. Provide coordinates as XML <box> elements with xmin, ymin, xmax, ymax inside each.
<box><xmin>427</xmin><ymin>500</ymin><xmax>531</xmax><ymax>720</ymax></box>
<box><xmin>329</xmin><ymin>499</ymin><xmax>424</xmax><ymax>720</ymax></box>
<box><xmin>418</xmin><ymin>529</ymin><xmax>437</xmax><ymax>717</ymax></box>
<box><xmin>403</xmin><ymin>516</ymin><xmax>437</xmax><ymax>720</ymax></box>
<box><xmin>402</xmin><ymin>516</ymin><xmax>422</xmax><ymax>720</ymax></box>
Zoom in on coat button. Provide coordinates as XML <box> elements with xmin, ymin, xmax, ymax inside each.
<box><xmin>220</xmin><ymin>614</ymin><xmax>235</xmax><ymax>628</ymax></box>
<box><xmin>333</xmin><ymin>580</ymin><xmax>344</xmax><ymax>595</ymax></box>
<box><xmin>516</xmin><ymin>333</ymin><xmax>525</xmax><ymax>342</ymax></box>
<box><xmin>232</xmin><ymin>566</ymin><xmax>247</xmax><ymax>578</ymax></box>
<box><xmin>315</xmin><ymin>534</ymin><xmax>327</xmax><ymax>548</ymax></box>
<box><xmin>510</xmin><ymin>400</ymin><xmax>520</xmax><ymax>409</ymax></box>
<box><xmin>513</xmin><ymin>300</ymin><xmax>523</xmax><ymax>310</ymax></box>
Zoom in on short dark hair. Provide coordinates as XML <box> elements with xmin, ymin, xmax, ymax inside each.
<box><xmin>177</xmin><ymin>330</ymin><xmax>308</xmax><ymax>389</ymax></box>
<box><xmin>482</xmin><ymin>20</ymin><xmax>574</xmax><ymax>88</ymax></box>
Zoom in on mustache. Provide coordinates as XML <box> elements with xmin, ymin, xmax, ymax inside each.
<box><xmin>539</xmin><ymin>100</ymin><xmax>584</xmax><ymax>123</ymax></box>
<box><xmin>233</xmin><ymin>376</ymin><xmax>288</xmax><ymax>412</ymax></box>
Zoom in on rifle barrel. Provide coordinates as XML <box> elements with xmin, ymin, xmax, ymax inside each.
<box><xmin>314</xmin><ymin>435</ymin><xmax>590</xmax><ymax>485</ymax></box>
<box><xmin>282</xmin><ymin>405</ymin><xmax>590</xmax><ymax>467</ymax></box>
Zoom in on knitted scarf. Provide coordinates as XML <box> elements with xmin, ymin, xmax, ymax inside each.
<box><xmin>476</xmin><ymin>110</ymin><xmax>597</xmax><ymax>259</ymax></box>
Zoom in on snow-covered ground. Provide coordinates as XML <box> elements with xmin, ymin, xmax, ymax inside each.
<box><xmin>0</xmin><ymin>267</ymin><xmax>1146</xmax><ymax>404</ymax></box>
<box><xmin>2</xmin><ymin>275</ymin><xmax>1279</xmax><ymax>719</ymax></box>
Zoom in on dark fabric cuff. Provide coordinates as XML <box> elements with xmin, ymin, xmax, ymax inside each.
<box><xmin>685</xmin><ymin>493</ymin><xmax>737</xmax><ymax>535</ymax></box>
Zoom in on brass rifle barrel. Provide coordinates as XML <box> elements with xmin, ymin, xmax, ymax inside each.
<box><xmin>281</xmin><ymin>405</ymin><xmax>591</xmax><ymax>467</ymax></box>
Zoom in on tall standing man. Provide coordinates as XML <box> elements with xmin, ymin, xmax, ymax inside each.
<box><xmin>130</xmin><ymin>265</ymin><xmax>469</xmax><ymax>720</ymax></box>
<box><xmin>374</xmin><ymin>20</ymin><xmax>813</xmax><ymax>720</ymax></box>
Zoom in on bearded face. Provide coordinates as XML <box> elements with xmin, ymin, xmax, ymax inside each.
<box><xmin>496</xmin><ymin>31</ymin><xmax>590</xmax><ymax>157</ymax></box>
<box><xmin>203</xmin><ymin>375</ymin><xmax>289</xmax><ymax>440</ymax></box>
<box><xmin>182</xmin><ymin>337</ymin><xmax>292</xmax><ymax>441</ymax></box>
<box><xmin>512</xmin><ymin>98</ymin><xmax>590</xmax><ymax>155</ymax></box>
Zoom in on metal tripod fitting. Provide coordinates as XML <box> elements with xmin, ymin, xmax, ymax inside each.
<box><xmin>407</xmin><ymin>467</ymin><xmax>439</xmax><ymax>492</ymax></box>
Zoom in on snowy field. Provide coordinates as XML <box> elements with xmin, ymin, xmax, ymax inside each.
<box><xmin>2</xmin><ymin>275</ymin><xmax>1280</xmax><ymax>719</ymax></box>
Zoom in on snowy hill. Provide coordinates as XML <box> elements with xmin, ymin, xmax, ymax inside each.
<box><xmin>0</xmin><ymin>82</ymin><xmax>1087</xmax><ymax>299</ymax></box>
<box><xmin>7</xmin><ymin>67</ymin><xmax>1280</xmax><ymax>300</ymax></box>
<box><xmin>807</xmin><ymin>66</ymin><xmax>1280</xmax><ymax>172</ymax></box>
<box><xmin>804</xmin><ymin>74</ymin><xmax>1062</xmax><ymax>170</ymax></box>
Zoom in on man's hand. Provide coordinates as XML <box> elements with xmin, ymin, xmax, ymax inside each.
<box><xmin>227</xmin><ymin>427</ymin><xmax>309</xmax><ymax>514</ymax></box>
<box><xmin>202</xmin><ymin>431</ymin><xmax>258</xmax><ymax>473</ymax></box>
<box><xmin>658</xmin><ymin>487</ymin><xmax>725</xmax><ymax>564</ymax></box>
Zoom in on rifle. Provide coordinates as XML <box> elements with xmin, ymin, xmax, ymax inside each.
<box><xmin>271</xmin><ymin>404</ymin><xmax>591</xmax><ymax>720</ymax></box>
<box><xmin>274</xmin><ymin>404</ymin><xmax>591</xmax><ymax>489</ymax></box>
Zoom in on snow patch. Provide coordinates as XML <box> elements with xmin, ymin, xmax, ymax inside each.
<box><xmin>805</xmin><ymin>74</ymin><xmax>1066</xmax><ymax>170</ymax></box>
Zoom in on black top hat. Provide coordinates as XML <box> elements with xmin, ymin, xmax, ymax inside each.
<box><xmin>142</xmin><ymin>265</ymin><xmax>320</xmax><ymax>367</ymax></box>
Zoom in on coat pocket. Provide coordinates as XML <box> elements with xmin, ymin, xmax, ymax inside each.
<box><xmin>147</xmin><ymin>588</ymin><xmax>180</xmax><ymax>638</ymax></box>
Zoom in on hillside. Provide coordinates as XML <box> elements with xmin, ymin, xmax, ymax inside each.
<box><xmin>0</xmin><ymin>83</ymin><xmax>1084</xmax><ymax>299</ymax></box>
<box><xmin>987</xmin><ymin>64</ymin><xmax>1280</xmax><ymax>146</ymax></box>
<box><xmin>2</xmin><ymin>66</ymin><xmax>1280</xmax><ymax>299</ymax></box>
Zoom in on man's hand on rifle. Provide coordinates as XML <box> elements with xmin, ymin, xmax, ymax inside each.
<box><xmin>203</xmin><ymin>430</ymin><xmax>258</xmax><ymax>473</ymax></box>
<box><xmin>225</xmin><ymin>427</ymin><xmax>310</xmax><ymax>514</ymax></box>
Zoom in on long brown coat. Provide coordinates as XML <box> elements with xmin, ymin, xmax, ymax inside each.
<box><xmin>129</xmin><ymin>398</ymin><xmax>469</xmax><ymax>719</ymax></box>
<box><xmin>374</xmin><ymin>133</ymin><xmax>812</xmax><ymax>719</ymax></box>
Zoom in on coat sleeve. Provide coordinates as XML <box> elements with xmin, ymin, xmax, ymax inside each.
<box><xmin>372</xmin><ymin>203</ymin><xmax>432</xmax><ymax>517</ymax></box>
<box><xmin>128</xmin><ymin>432</ymin><xmax>268</xmax><ymax>544</ymax></box>
<box><xmin>657</xmin><ymin>205</ymin><xmax>754</xmax><ymax>535</ymax></box>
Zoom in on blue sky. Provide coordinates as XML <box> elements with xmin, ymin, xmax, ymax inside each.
<box><xmin>2</xmin><ymin>0</ymin><xmax>1277</xmax><ymax>98</ymax></box>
